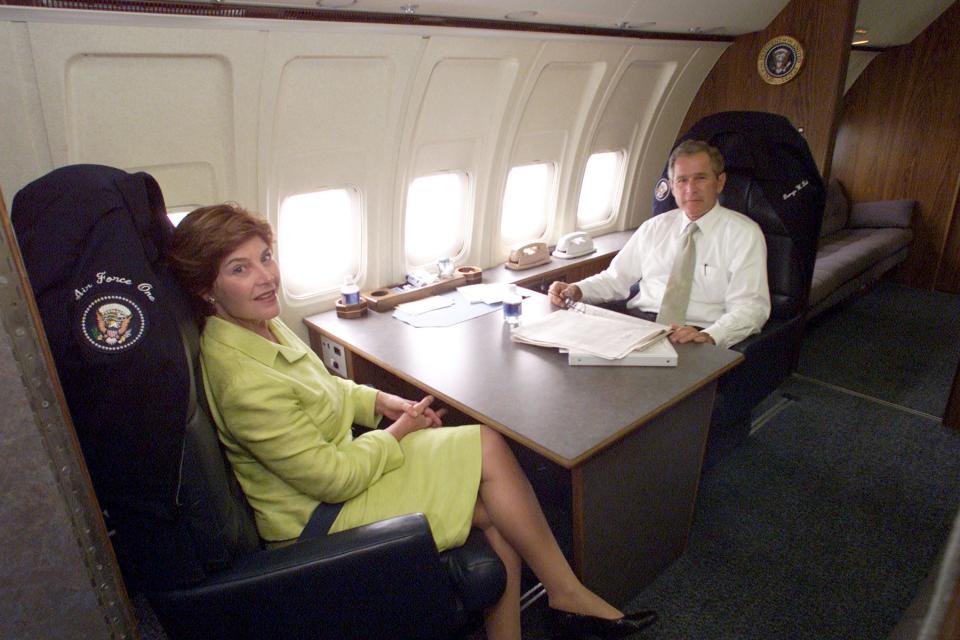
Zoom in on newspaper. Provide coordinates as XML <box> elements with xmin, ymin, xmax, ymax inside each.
<box><xmin>510</xmin><ymin>304</ymin><xmax>671</xmax><ymax>360</ymax></box>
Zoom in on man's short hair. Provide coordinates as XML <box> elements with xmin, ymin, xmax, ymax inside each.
<box><xmin>668</xmin><ymin>140</ymin><xmax>725</xmax><ymax>180</ymax></box>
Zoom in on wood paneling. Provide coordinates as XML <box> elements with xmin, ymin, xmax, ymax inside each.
<box><xmin>946</xmin><ymin>358</ymin><xmax>960</xmax><ymax>431</ymax></box>
<box><xmin>831</xmin><ymin>2</ymin><xmax>960</xmax><ymax>291</ymax></box>
<box><xmin>680</xmin><ymin>0</ymin><xmax>858</xmax><ymax>176</ymax></box>
<box><xmin>938</xmin><ymin>156</ymin><xmax>960</xmax><ymax>292</ymax></box>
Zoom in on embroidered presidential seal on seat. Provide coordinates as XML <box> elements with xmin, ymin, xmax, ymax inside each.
<box><xmin>655</xmin><ymin>178</ymin><xmax>671</xmax><ymax>201</ymax></box>
<box><xmin>79</xmin><ymin>295</ymin><xmax>146</xmax><ymax>352</ymax></box>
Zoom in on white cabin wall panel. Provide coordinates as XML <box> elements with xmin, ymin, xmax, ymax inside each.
<box><xmin>258</xmin><ymin>31</ymin><xmax>424</xmax><ymax>330</ymax></box>
<box><xmin>270</xmin><ymin>57</ymin><xmax>392</xmax><ymax>309</ymax></box>
<box><xmin>25</xmin><ymin>23</ymin><xmax>265</xmax><ymax>210</ymax></box>
<box><xmin>501</xmin><ymin>61</ymin><xmax>601</xmax><ymax>256</ymax></box>
<box><xmin>497</xmin><ymin>39</ymin><xmax>630</xmax><ymax>262</ymax></box>
<box><xmin>399</xmin><ymin>35</ymin><xmax>535</xmax><ymax>273</ymax></box>
<box><xmin>271</xmin><ymin>58</ymin><xmax>394</xmax><ymax>157</ymax></box>
<box><xmin>572</xmin><ymin>59</ymin><xmax>677</xmax><ymax>236</ymax></box>
<box><xmin>592</xmin><ymin>61</ymin><xmax>677</xmax><ymax>154</ymax></box>
<box><xmin>412</xmin><ymin>58</ymin><xmax>515</xmax><ymax>148</ymax></box>
<box><xmin>510</xmin><ymin>129</ymin><xmax>568</xmax><ymax>169</ymax></box>
<box><xmin>66</xmin><ymin>54</ymin><xmax>231</xmax><ymax>208</ymax></box>
<box><xmin>0</xmin><ymin>22</ymin><xmax>50</xmax><ymax>202</ymax></box>
<box><xmin>510</xmin><ymin>62</ymin><xmax>601</xmax><ymax>164</ymax></box>
<box><xmin>583</xmin><ymin>42</ymin><xmax>701</xmax><ymax>236</ymax></box>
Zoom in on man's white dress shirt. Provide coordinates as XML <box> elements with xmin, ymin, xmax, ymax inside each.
<box><xmin>576</xmin><ymin>203</ymin><xmax>770</xmax><ymax>348</ymax></box>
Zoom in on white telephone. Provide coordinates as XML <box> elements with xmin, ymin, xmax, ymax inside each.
<box><xmin>552</xmin><ymin>232</ymin><xmax>596</xmax><ymax>259</ymax></box>
<box><xmin>505</xmin><ymin>241</ymin><xmax>551</xmax><ymax>270</ymax></box>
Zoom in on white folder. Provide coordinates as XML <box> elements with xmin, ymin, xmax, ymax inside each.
<box><xmin>567</xmin><ymin>336</ymin><xmax>677</xmax><ymax>367</ymax></box>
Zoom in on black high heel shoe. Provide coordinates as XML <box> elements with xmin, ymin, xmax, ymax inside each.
<box><xmin>547</xmin><ymin>607</ymin><xmax>658</xmax><ymax>639</ymax></box>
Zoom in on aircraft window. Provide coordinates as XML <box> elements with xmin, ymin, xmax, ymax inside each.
<box><xmin>577</xmin><ymin>151</ymin><xmax>625</xmax><ymax>227</ymax></box>
<box><xmin>405</xmin><ymin>172</ymin><xmax>468</xmax><ymax>266</ymax></box>
<box><xmin>166</xmin><ymin>206</ymin><xmax>201</xmax><ymax>227</ymax></box>
<box><xmin>279</xmin><ymin>188</ymin><xmax>361</xmax><ymax>299</ymax></box>
<box><xmin>500</xmin><ymin>162</ymin><xmax>553</xmax><ymax>247</ymax></box>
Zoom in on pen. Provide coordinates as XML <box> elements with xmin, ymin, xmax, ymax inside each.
<box><xmin>564</xmin><ymin>297</ymin><xmax>586</xmax><ymax>313</ymax></box>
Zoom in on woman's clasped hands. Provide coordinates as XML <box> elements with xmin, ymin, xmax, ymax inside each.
<box><xmin>376</xmin><ymin>392</ymin><xmax>447</xmax><ymax>441</ymax></box>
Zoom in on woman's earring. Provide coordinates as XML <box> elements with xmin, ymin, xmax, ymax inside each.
<box><xmin>207</xmin><ymin>297</ymin><xmax>216</xmax><ymax>304</ymax></box>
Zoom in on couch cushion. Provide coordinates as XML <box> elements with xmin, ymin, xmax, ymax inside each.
<box><xmin>849</xmin><ymin>199</ymin><xmax>915</xmax><ymax>229</ymax></box>
<box><xmin>820</xmin><ymin>179</ymin><xmax>850</xmax><ymax>238</ymax></box>
<box><xmin>809</xmin><ymin>228</ymin><xmax>913</xmax><ymax>306</ymax></box>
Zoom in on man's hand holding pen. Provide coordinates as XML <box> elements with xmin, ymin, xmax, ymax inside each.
<box><xmin>548</xmin><ymin>281</ymin><xmax>582</xmax><ymax>308</ymax></box>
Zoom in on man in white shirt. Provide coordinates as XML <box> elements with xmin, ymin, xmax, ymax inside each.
<box><xmin>548</xmin><ymin>140</ymin><xmax>770</xmax><ymax>349</ymax></box>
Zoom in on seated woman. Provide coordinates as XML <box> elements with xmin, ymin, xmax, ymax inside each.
<box><xmin>166</xmin><ymin>203</ymin><xmax>656</xmax><ymax>640</ymax></box>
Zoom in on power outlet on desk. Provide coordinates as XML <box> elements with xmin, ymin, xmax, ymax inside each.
<box><xmin>319</xmin><ymin>336</ymin><xmax>347</xmax><ymax>378</ymax></box>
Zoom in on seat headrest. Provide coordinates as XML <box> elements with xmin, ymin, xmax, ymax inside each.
<box><xmin>652</xmin><ymin>112</ymin><xmax>824</xmax><ymax>236</ymax></box>
<box><xmin>12</xmin><ymin>164</ymin><xmax>169</xmax><ymax>296</ymax></box>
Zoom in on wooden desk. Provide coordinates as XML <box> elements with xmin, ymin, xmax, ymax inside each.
<box><xmin>304</xmin><ymin>293</ymin><xmax>742</xmax><ymax>602</ymax></box>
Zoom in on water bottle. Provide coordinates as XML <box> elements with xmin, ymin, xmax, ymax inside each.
<box><xmin>503</xmin><ymin>284</ymin><xmax>522</xmax><ymax>325</ymax></box>
<box><xmin>340</xmin><ymin>275</ymin><xmax>360</xmax><ymax>305</ymax></box>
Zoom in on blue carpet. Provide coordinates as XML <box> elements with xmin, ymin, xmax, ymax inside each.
<box><xmin>626</xmin><ymin>376</ymin><xmax>960</xmax><ymax>640</ymax></box>
<box><xmin>798</xmin><ymin>283</ymin><xmax>960</xmax><ymax>417</ymax></box>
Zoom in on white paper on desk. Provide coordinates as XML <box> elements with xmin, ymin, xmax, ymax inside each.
<box><xmin>510</xmin><ymin>309</ymin><xmax>670</xmax><ymax>360</ymax></box>
<box><xmin>458</xmin><ymin>283</ymin><xmax>534</xmax><ymax>305</ymax></box>
<box><xmin>456</xmin><ymin>284</ymin><xmax>489</xmax><ymax>303</ymax></box>
<box><xmin>395</xmin><ymin>295</ymin><xmax>455</xmax><ymax>315</ymax></box>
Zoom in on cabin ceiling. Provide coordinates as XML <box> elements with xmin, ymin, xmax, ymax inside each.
<box><xmin>227</xmin><ymin>0</ymin><xmax>954</xmax><ymax>47</ymax></box>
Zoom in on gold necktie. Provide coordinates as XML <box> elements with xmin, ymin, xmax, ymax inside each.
<box><xmin>656</xmin><ymin>222</ymin><xmax>699</xmax><ymax>325</ymax></box>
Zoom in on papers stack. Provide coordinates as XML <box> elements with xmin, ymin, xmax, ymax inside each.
<box><xmin>510</xmin><ymin>303</ymin><xmax>676</xmax><ymax>366</ymax></box>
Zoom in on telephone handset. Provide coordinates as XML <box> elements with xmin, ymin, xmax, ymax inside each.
<box><xmin>552</xmin><ymin>232</ymin><xmax>596</xmax><ymax>259</ymax></box>
<box><xmin>505</xmin><ymin>241</ymin><xmax>551</xmax><ymax>270</ymax></box>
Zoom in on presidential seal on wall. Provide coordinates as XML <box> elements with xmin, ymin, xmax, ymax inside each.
<box><xmin>758</xmin><ymin>36</ymin><xmax>804</xmax><ymax>85</ymax></box>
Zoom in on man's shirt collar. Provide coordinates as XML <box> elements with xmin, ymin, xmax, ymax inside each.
<box><xmin>681</xmin><ymin>201</ymin><xmax>723</xmax><ymax>234</ymax></box>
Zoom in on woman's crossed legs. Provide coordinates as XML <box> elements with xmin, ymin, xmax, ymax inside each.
<box><xmin>471</xmin><ymin>426</ymin><xmax>623</xmax><ymax>640</ymax></box>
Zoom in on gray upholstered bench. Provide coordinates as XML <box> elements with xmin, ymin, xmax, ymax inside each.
<box><xmin>807</xmin><ymin>179</ymin><xmax>915</xmax><ymax>319</ymax></box>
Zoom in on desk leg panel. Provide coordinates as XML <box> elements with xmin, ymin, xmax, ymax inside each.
<box><xmin>574</xmin><ymin>382</ymin><xmax>716</xmax><ymax>604</ymax></box>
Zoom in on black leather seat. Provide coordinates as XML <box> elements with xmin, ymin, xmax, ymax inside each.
<box><xmin>651</xmin><ymin>112</ymin><xmax>825</xmax><ymax>466</ymax></box>
<box><xmin>11</xmin><ymin>164</ymin><xmax>505</xmax><ymax>640</ymax></box>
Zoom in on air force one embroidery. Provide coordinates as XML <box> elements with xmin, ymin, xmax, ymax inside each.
<box><xmin>79</xmin><ymin>295</ymin><xmax>146</xmax><ymax>352</ymax></box>
<box><xmin>655</xmin><ymin>178</ymin><xmax>671</xmax><ymax>201</ymax></box>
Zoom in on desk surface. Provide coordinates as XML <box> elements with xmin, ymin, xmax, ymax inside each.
<box><xmin>305</xmin><ymin>292</ymin><xmax>741</xmax><ymax>468</ymax></box>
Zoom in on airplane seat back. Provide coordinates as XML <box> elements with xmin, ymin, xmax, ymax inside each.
<box><xmin>10</xmin><ymin>165</ymin><xmax>260</xmax><ymax>591</ymax></box>
<box><xmin>652</xmin><ymin>110</ymin><xmax>826</xmax><ymax>322</ymax></box>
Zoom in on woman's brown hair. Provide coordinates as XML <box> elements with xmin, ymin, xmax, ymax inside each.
<box><xmin>166</xmin><ymin>202</ymin><xmax>274</xmax><ymax>316</ymax></box>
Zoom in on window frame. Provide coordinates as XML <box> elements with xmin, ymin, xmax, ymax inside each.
<box><xmin>277</xmin><ymin>186</ymin><xmax>364</xmax><ymax>301</ymax></box>
<box><xmin>403</xmin><ymin>170</ymin><xmax>471</xmax><ymax>269</ymax></box>
<box><xmin>576</xmin><ymin>149</ymin><xmax>627</xmax><ymax>230</ymax></box>
<box><xmin>499</xmin><ymin>161</ymin><xmax>557</xmax><ymax>249</ymax></box>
